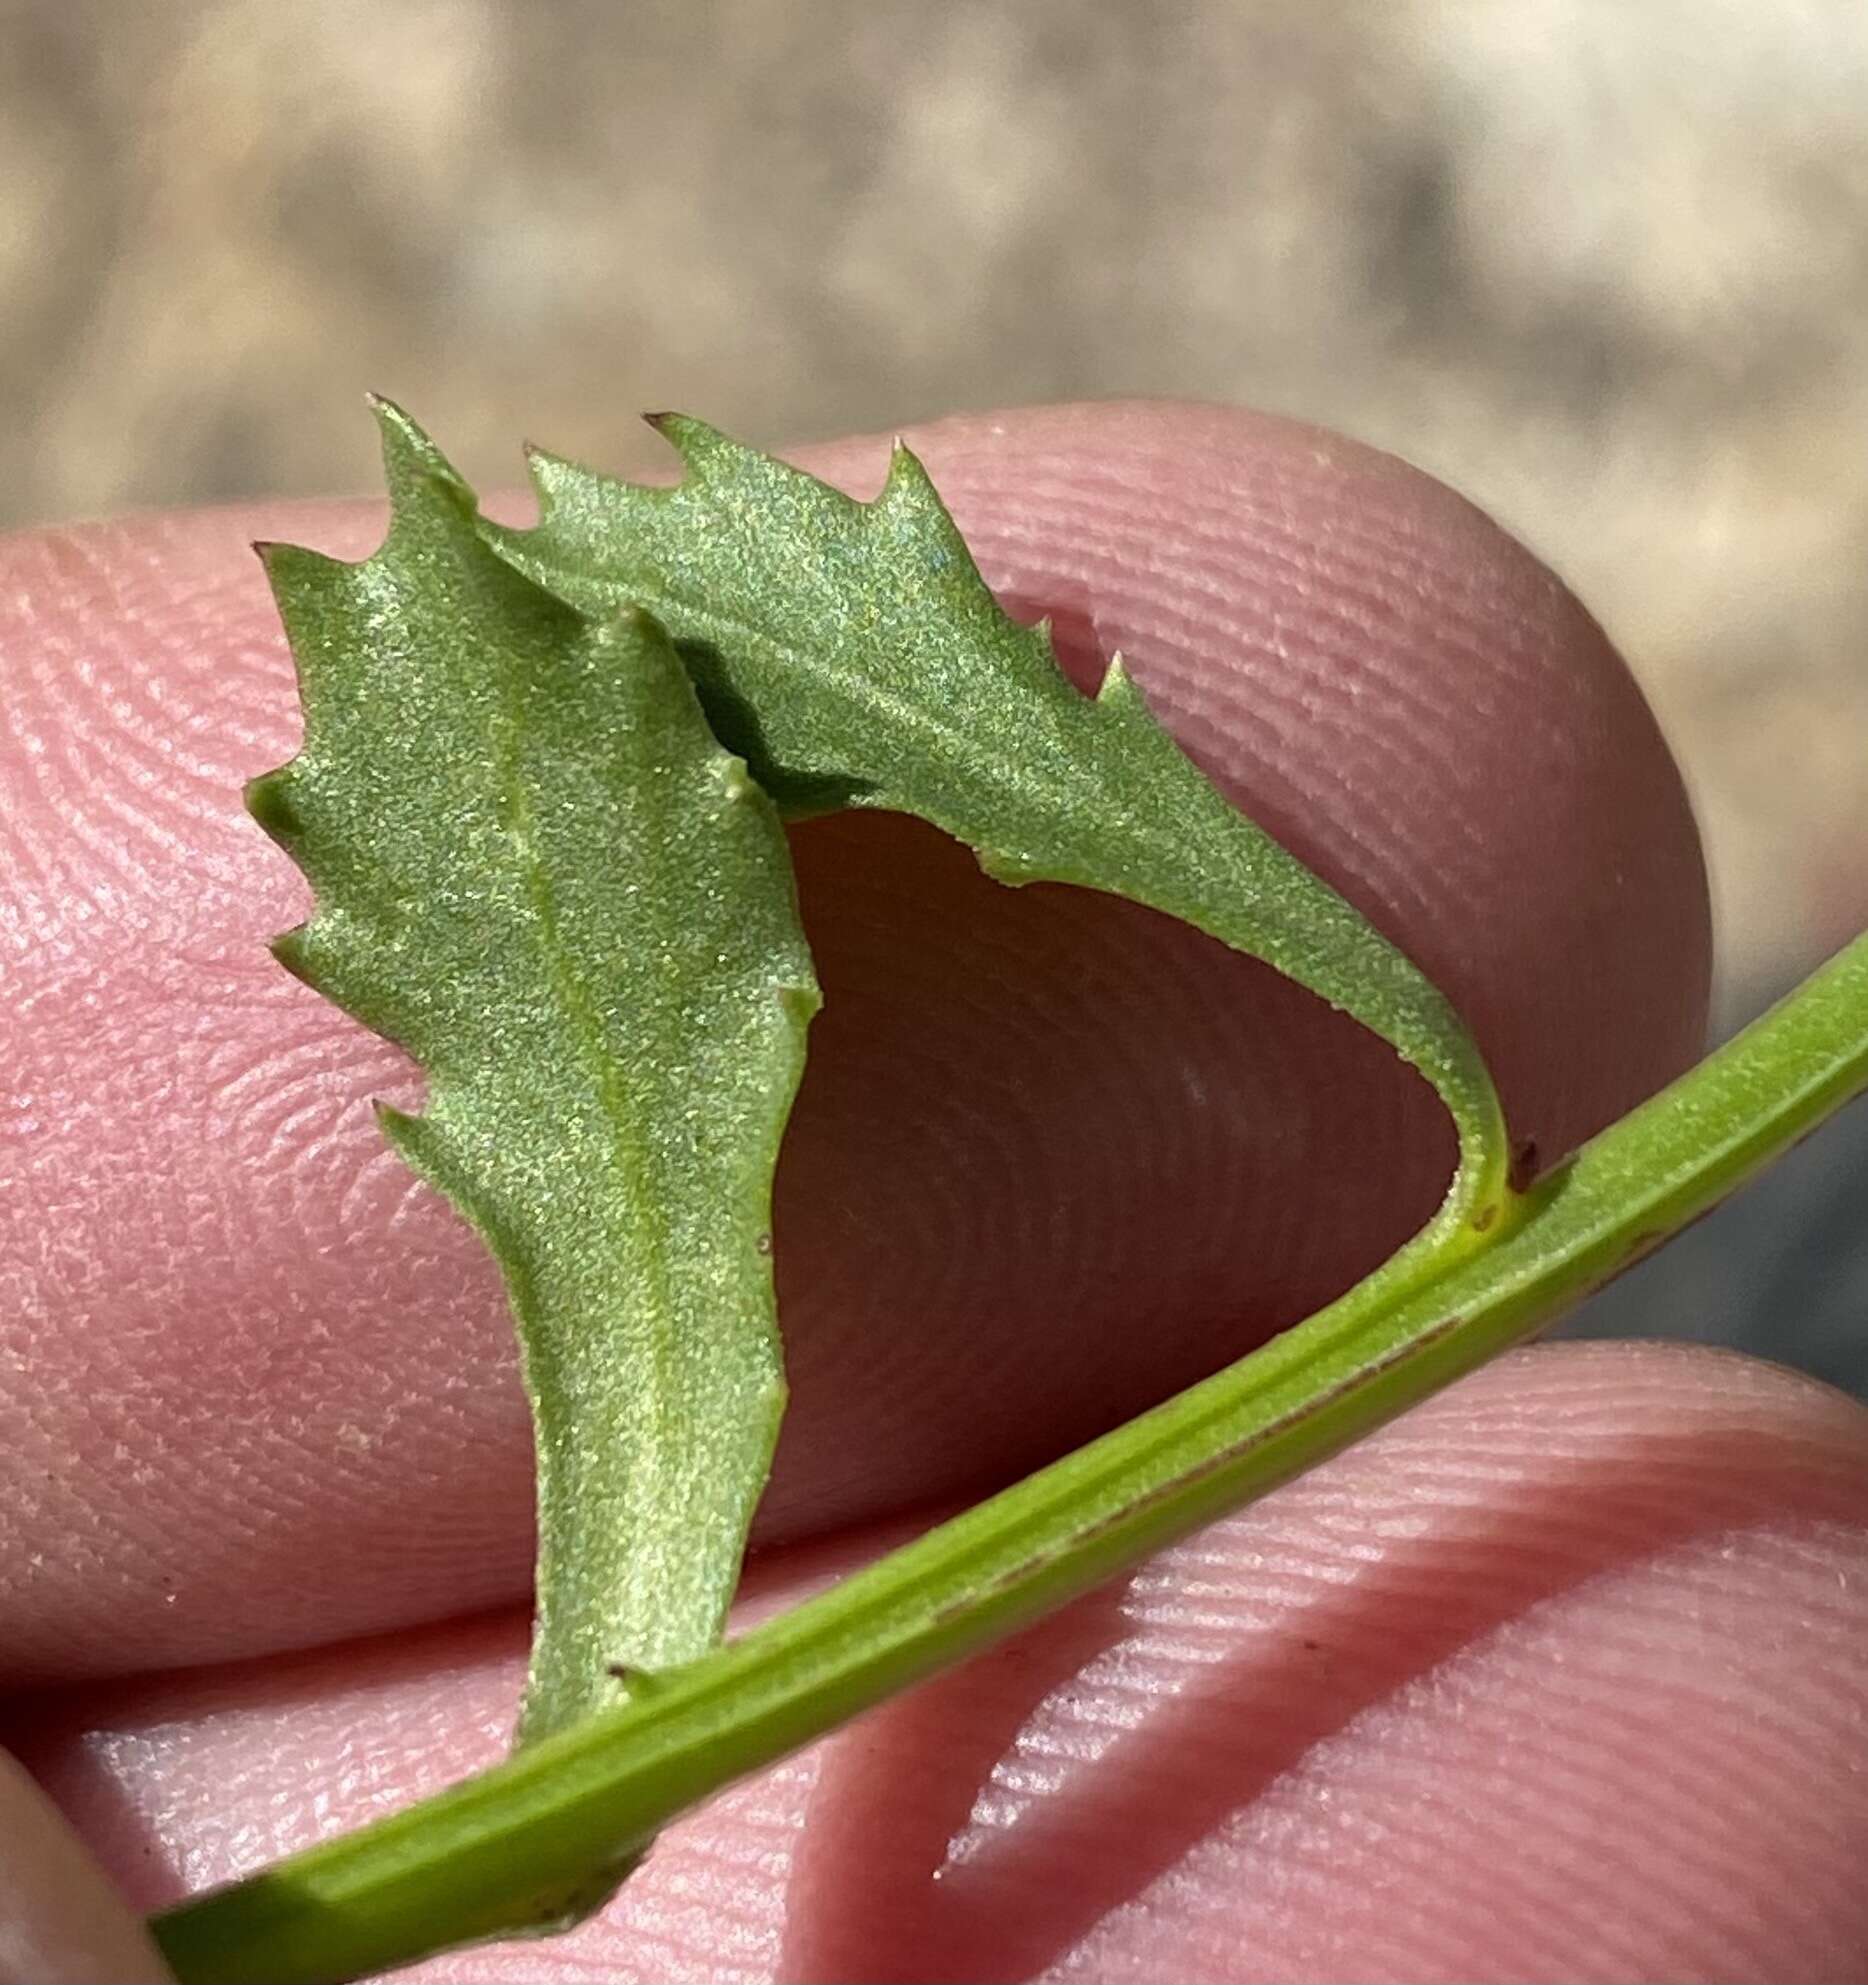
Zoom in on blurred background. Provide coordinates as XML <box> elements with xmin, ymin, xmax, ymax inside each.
<box><xmin>3</xmin><ymin>0</ymin><xmax>1864</xmax><ymax>1388</ymax></box>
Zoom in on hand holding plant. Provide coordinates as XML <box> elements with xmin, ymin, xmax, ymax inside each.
<box><xmin>2</xmin><ymin>402</ymin><xmax>1864</xmax><ymax>1983</ymax></box>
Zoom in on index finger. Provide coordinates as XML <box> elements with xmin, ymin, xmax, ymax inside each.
<box><xmin>0</xmin><ymin>400</ymin><xmax>1710</xmax><ymax>1687</ymax></box>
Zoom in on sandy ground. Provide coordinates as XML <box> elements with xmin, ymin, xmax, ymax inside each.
<box><xmin>3</xmin><ymin>0</ymin><xmax>1865</xmax><ymax>1383</ymax></box>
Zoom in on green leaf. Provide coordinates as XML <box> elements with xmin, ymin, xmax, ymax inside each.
<box><xmin>484</xmin><ymin>418</ymin><xmax>1512</xmax><ymax>1269</ymax></box>
<box><xmin>249</xmin><ymin>401</ymin><xmax>818</xmax><ymax>1749</ymax></box>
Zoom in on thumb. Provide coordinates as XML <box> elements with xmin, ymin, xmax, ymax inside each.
<box><xmin>0</xmin><ymin>1752</ymin><xmax>170</xmax><ymax>1984</ymax></box>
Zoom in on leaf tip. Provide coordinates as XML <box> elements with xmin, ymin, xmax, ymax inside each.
<box><xmin>250</xmin><ymin>536</ymin><xmax>326</xmax><ymax>582</ymax></box>
<box><xmin>976</xmin><ymin>846</ymin><xmax>1043</xmax><ymax>889</ymax></box>
<box><xmin>250</xmin><ymin>537</ymin><xmax>293</xmax><ymax>601</ymax></box>
<box><xmin>644</xmin><ymin>411</ymin><xmax>733</xmax><ymax>477</ymax></box>
<box><xmin>268</xmin><ymin>924</ymin><xmax>313</xmax><ymax>984</ymax></box>
<box><xmin>373</xmin><ymin>1097</ymin><xmax>435</xmax><ymax>1168</ymax></box>
<box><xmin>369</xmin><ymin>395</ymin><xmax>475</xmax><ymax>513</ymax></box>
<box><xmin>518</xmin><ymin>440</ymin><xmax>575</xmax><ymax>518</ymax></box>
<box><xmin>1095</xmin><ymin>650</ymin><xmax>1143</xmax><ymax>710</ymax></box>
<box><xmin>710</xmin><ymin>751</ymin><xmax>758</xmax><ymax>804</ymax></box>
<box><xmin>778</xmin><ymin>979</ymin><xmax>822</xmax><ymax>1026</ymax></box>
<box><xmin>245</xmin><ymin>764</ymin><xmax>300</xmax><ymax>841</ymax></box>
<box><xmin>878</xmin><ymin>437</ymin><xmax>939</xmax><ymax>509</ymax></box>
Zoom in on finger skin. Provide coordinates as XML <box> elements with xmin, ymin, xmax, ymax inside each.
<box><xmin>10</xmin><ymin>1347</ymin><xmax>1866</xmax><ymax>1984</ymax></box>
<box><xmin>0</xmin><ymin>1752</ymin><xmax>170</xmax><ymax>1984</ymax></box>
<box><xmin>0</xmin><ymin>401</ymin><xmax>1711</xmax><ymax>1683</ymax></box>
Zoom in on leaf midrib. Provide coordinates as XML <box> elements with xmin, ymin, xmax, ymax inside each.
<box><xmin>485</xmin><ymin>631</ymin><xmax>679</xmax><ymax>1463</ymax></box>
<box><xmin>516</xmin><ymin>538</ymin><xmax>1089</xmax><ymax>798</ymax></box>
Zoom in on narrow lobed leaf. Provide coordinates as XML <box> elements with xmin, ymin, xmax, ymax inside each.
<box><xmin>252</xmin><ymin>399</ymin><xmax>819</xmax><ymax>1751</ymax></box>
<box><xmin>484</xmin><ymin>417</ymin><xmax>1512</xmax><ymax>1263</ymax></box>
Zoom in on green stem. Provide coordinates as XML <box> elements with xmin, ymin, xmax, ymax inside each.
<box><xmin>154</xmin><ymin>931</ymin><xmax>1868</xmax><ymax>1985</ymax></box>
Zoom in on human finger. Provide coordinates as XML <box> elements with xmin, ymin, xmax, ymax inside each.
<box><xmin>0</xmin><ymin>1751</ymin><xmax>170</xmax><ymax>1984</ymax></box>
